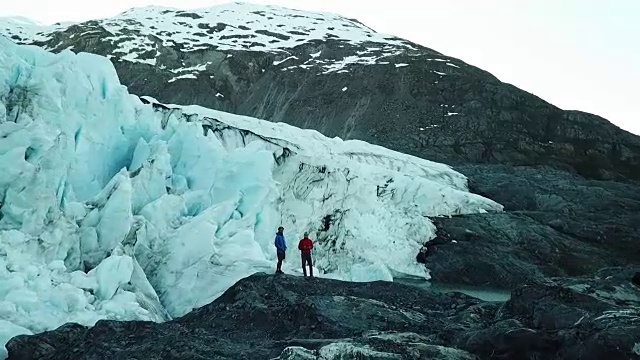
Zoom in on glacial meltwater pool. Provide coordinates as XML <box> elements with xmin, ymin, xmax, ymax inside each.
<box><xmin>395</xmin><ymin>278</ymin><xmax>512</xmax><ymax>302</ymax></box>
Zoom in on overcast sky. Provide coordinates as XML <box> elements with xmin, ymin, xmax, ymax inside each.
<box><xmin>2</xmin><ymin>0</ymin><xmax>639</xmax><ymax>135</ymax></box>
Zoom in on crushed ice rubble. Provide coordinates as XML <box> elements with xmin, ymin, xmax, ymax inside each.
<box><xmin>0</xmin><ymin>37</ymin><xmax>502</xmax><ymax>357</ymax></box>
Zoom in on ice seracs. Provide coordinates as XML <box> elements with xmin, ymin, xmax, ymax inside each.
<box><xmin>0</xmin><ymin>37</ymin><xmax>502</xmax><ymax>357</ymax></box>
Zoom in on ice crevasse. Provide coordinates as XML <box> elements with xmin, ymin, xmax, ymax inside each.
<box><xmin>0</xmin><ymin>38</ymin><xmax>503</xmax><ymax>356</ymax></box>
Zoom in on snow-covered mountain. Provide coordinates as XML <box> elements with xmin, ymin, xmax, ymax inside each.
<box><xmin>0</xmin><ymin>2</ymin><xmax>418</xmax><ymax>69</ymax></box>
<box><xmin>0</xmin><ymin>37</ymin><xmax>501</xmax><ymax>356</ymax></box>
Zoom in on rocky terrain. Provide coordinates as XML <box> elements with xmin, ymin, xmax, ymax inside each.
<box><xmin>1</xmin><ymin>3</ymin><xmax>640</xmax><ymax>358</ymax></box>
<box><xmin>7</xmin><ymin>269</ymin><xmax>640</xmax><ymax>360</ymax></box>
<box><xmin>422</xmin><ymin>164</ymin><xmax>640</xmax><ymax>289</ymax></box>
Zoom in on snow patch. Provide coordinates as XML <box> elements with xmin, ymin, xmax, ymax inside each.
<box><xmin>0</xmin><ymin>17</ymin><xmax>69</xmax><ymax>43</ymax></box>
<box><xmin>169</xmin><ymin>64</ymin><xmax>208</xmax><ymax>73</ymax></box>
<box><xmin>168</xmin><ymin>73</ymin><xmax>197</xmax><ymax>83</ymax></box>
<box><xmin>395</xmin><ymin>63</ymin><xmax>409</xmax><ymax>68</ymax></box>
<box><xmin>315</xmin><ymin>49</ymin><xmax>403</xmax><ymax>74</ymax></box>
<box><xmin>273</xmin><ymin>56</ymin><xmax>298</xmax><ymax>66</ymax></box>
<box><xmin>342</xmin><ymin>87</ymin><xmax>348</xmax><ymax>92</ymax></box>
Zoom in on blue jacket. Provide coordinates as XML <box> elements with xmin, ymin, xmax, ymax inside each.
<box><xmin>275</xmin><ymin>233</ymin><xmax>287</xmax><ymax>252</ymax></box>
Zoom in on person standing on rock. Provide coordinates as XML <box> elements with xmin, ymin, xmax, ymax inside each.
<box><xmin>298</xmin><ymin>232</ymin><xmax>314</xmax><ymax>277</ymax></box>
<box><xmin>275</xmin><ymin>226</ymin><xmax>287</xmax><ymax>274</ymax></box>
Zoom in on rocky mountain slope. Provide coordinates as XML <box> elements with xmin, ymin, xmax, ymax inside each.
<box><xmin>1</xmin><ymin>0</ymin><xmax>639</xmax><ymax>303</ymax></box>
<box><xmin>8</xmin><ymin>269</ymin><xmax>640</xmax><ymax>360</ymax></box>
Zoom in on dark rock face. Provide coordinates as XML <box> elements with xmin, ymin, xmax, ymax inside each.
<box><xmin>498</xmin><ymin>267</ymin><xmax>640</xmax><ymax>360</ymax></box>
<box><xmin>7</xmin><ymin>270</ymin><xmax>640</xmax><ymax>360</ymax></box>
<box><xmin>421</xmin><ymin>165</ymin><xmax>640</xmax><ymax>288</ymax></box>
<box><xmin>7</xmin><ymin>273</ymin><xmax>488</xmax><ymax>360</ymax></box>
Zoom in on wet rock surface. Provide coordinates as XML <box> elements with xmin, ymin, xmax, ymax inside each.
<box><xmin>7</xmin><ymin>270</ymin><xmax>640</xmax><ymax>360</ymax></box>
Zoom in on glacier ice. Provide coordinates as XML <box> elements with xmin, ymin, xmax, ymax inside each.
<box><xmin>0</xmin><ymin>37</ymin><xmax>502</xmax><ymax>356</ymax></box>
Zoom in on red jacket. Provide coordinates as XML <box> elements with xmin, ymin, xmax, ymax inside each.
<box><xmin>298</xmin><ymin>237</ymin><xmax>314</xmax><ymax>254</ymax></box>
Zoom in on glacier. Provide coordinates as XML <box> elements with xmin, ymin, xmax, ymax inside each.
<box><xmin>0</xmin><ymin>36</ymin><xmax>502</xmax><ymax>357</ymax></box>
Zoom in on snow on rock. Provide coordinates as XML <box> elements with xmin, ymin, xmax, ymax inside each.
<box><xmin>0</xmin><ymin>3</ymin><xmax>420</xmax><ymax>76</ymax></box>
<box><xmin>0</xmin><ymin>38</ymin><xmax>502</xmax><ymax>354</ymax></box>
<box><xmin>273</xmin><ymin>56</ymin><xmax>299</xmax><ymax>66</ymax></box>
<box><xmin>168</xmin><ymin>73</ymin><xmax>197</xmax><ymax>83</ymax></box>
<box><xmin>0</xmin><ymin>17</ymin><xmax>69</xmax><ymax>43</ymax></box>
<box><xmin>0</xmin><ymin>2</ymin><xmax>416</xmax><ymax>67</ymax></box>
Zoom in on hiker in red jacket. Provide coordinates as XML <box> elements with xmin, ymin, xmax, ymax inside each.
<box><xmin>298</xmin><ymin>232</ymin><xmax>314</xmax><ymax>277</ymax></box>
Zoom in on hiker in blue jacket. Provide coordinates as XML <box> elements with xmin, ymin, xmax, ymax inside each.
<box><xmin>275</xmin><ymin>226</ymin><xmax>287</xmax><ymax>274</ymax></box>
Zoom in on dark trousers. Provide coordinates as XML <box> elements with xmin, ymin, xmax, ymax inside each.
<box><xmin>277</xmin><ymin>251</ymin><xmax>285</xmax><ymax>271</ymax></box>
<box><xmin>301</xmin><ymin>253</ymin><xmax>313</xmax><ymax>277</ymax></box>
